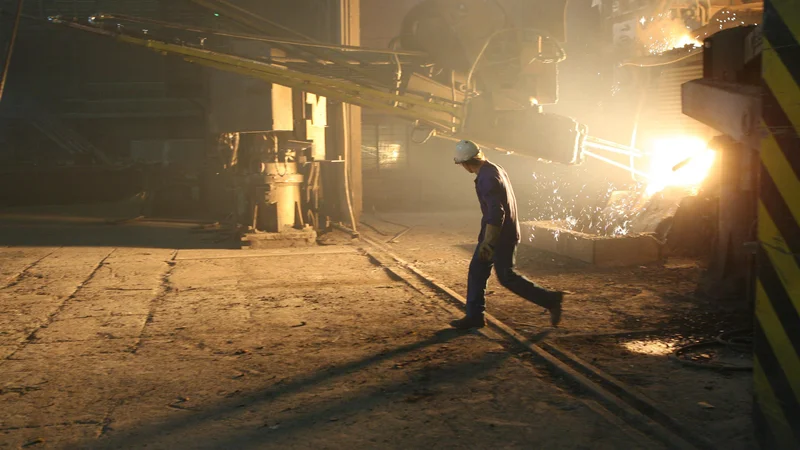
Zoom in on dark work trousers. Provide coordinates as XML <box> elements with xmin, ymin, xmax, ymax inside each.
<box><xmin>466</xmin><ymin>240</ymin><xmax>555</xmax><ymax>318</ymax></box>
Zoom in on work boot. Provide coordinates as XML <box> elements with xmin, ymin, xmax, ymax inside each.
<box><xmin>549</xmin><ymin>292</ymin><xmax>564</xmax><ymax>327</ymax></box>
<box><xmin>450</xmin><ymin>315</ymin><xmax>486</xmax><ymax>330</ymax></box>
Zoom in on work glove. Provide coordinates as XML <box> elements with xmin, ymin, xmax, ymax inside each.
<box><xmin>478</xmin><ymin>224</ymin><xmax>501</xmax><ymax>262</ymax></box>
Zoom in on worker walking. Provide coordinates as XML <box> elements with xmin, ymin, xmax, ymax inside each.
<box><xmin>451</xmin><ymin>140</ymin><xmax>563</xmax><ymax>330</ymax></box>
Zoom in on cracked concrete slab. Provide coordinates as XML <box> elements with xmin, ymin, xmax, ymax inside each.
<box><xmin>0</xmin><ymin>423</ymin><xmax>100</xmax><ymax>449</ymax></box>
<box><xmin>32</xmin><ymin>315</ymin><xmax>149</xmax><ymax>342</ymax></box>
<box><xmin>10</xmin><ymin>340</ymin><xmax>139</xmax><ymax>360</ymax></box>
<box><xmin>0</xmin><ymin>228</ymin><xmax>643</xmax><ymax>449</ymax></box>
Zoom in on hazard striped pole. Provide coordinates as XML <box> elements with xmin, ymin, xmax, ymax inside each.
<box><xmin>753</xmin><ymin>0</ymin><xmax>800</xmax><ymax>448</ymax></box>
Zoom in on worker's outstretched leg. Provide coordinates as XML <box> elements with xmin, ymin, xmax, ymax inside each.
<box><xmin>494</xmin><ymin>244</ymin><xmax>563</xmax><ymax>327</ymax></box>
<box><xmin>451</xmin><ymin>245</ymin><xmax>492</xmax><ymax>329</ymax></box>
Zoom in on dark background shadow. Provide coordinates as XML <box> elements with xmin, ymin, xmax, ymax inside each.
<box><xmin>83</xmin><ymin>329</ymin><xmax>491</xmax><ymax>449</ymax></box>
<box><xmin>0</xmin><ymin>216</ymin><xmax>240</xmax><ymax>249</ymax></box>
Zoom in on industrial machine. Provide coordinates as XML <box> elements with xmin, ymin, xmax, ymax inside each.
<box><xmin>568</xmin><ymin>1</ymin><xmax>764</xmax><ymax>267</ymax></box>
<box><xmin>605</xmin><ymin>0</ymin><xmax>764</xmax><ymax>289</ymax></box>
<box><xmin>51</xmin><ymin>0</ymin><xmax>591</xmax><ymax>165</ymax></box>
<box><xmin>38</xmin><ymin>0</ymin><xmax>762</xmax><ymax>242</ymax></box>
<box><xmin>219</xmin><ymin>131</ymin><xmax>310</xmax><ymax>232</ymax></box>
<box><xmin>396</xmin><ymin>0</ymin><xmax>586</xmax><ymax>163</ymax></box>
<box><xmin>602</xmin><ymin>0</ymin><xmax>763</xmax><ymax>161</ymax></box>
<box><xmin>44</xmin><ymin>0</ymin><xmax>643</xmax><ymax>235</ymax></box>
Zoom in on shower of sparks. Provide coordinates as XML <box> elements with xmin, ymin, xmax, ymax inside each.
<box><xmin>696</xmin><ymin>9</ymin><xmax>759</xmax><ymax>40</ymax></box>
<box><xmin>527</xmin><ymin>176</ymin><xmax>648</xmax><ymax>238</ymax></box>
<box><xmin>527</xmin><ymin>136</ymin><xmax>716</xmax><ymax>237</ymax></box>
<box><xmin>636</xmin><ymin>14</ymin><xmax>701</xmax><ymax>54</ymax></box>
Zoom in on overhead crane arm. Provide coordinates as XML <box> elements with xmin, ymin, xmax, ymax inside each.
<box><xmin>49</xmin><ymin>2</ymin><xmax>638</xmax><ymax>168</ymax></box>
<box><xmin>53</xmin><ymin>18</ymin><xmax>463</xmax><ymax>133</ymax></box>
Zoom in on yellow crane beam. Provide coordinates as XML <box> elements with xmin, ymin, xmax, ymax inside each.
<box><xmin>55</xmin><ymin>20</ymin><xmax>463</xmax><ymax>132</ymax></box>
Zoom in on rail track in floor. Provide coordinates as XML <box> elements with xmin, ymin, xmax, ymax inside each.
<box><xmin>357</xmin><ymin>233</ymin><xmax>717</xmax><ymax>450</ymax></box>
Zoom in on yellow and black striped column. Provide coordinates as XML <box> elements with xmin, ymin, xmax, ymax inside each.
<box><xmin>755</xmin><ymin>0</ymin><xmax>800</xmax><ymax>448</ymax></box>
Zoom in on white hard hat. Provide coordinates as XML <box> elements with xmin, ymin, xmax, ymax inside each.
<box><xmin>454</xmin><ymin>140</ymin><xmax>480</xmax><ymax>164</ymax></box>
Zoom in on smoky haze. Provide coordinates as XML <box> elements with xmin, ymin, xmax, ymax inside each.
<box><xmin>361</xmin><ymin>0</ymin><xmax>641</xmax><ymax>225</ymax></box>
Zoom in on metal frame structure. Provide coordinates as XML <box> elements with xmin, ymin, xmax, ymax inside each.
<box><xmin>47</xmin><ymin>1</ymin><xmax>646</xmax><ymax>168</ymax></box>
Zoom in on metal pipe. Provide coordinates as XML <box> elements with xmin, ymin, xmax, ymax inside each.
<box><xmin>583</xmin><ymin>141</ymin><xmax>643</xmax><ymax>157</ymax></box>
<box><xmin>183</xmin><ymin>55</ymin><xmax>453</xmax><ymax>130</ymax></box>
<box><xmin>584</xmin><ymin>136</ymin><xmax>644</xmax><ymax>190</ymax></box>
<box><xmin>585</xmin><ymin>135</ymin><xmax>638</xmax><ymax>149</ymax></box>
<box><xmin>0</xmin><ymin>0</ymin><xmax>25</xmax><ymax>102</ymax></box>
<box><xmin>93</xmin><ymin>13</ymin><xmax>427</xmax><ymax>56</ymax></box>
<box><xmin>388</xmin><ymin>36</ymin><xmax>403</xmax><ymax>108</ymax></box>
<box><xmin>332</xmin><ymin>222</ymin><xmax>359</xmax><ymax>238</ymax></box>
<box><xmin>342</xmin><ymin>102</ymin><xmax>358</xmax><ymax>235</ymax></box>
<box><xmin>450</xmin><ymin>69</ymin><xmax>458</xmax><ymax>131</ymax></box>
<box><xmin>204</xmin><ymin>0</ymin><xmax>314</xmax><ymax>41</ymax></box>
<box><xmin>584</xmin><ymin>151</ymin><xmax>651</xmax><ymax>179</ymax></box>
<box><xmin>188</xmin><ymin>0</ymin><xmax>388</xmax><ymax>87</ymax></box>
<box><xmin>584</xmin><ymin>136</ymin><xmax>643</xmax><ymax>154</ymax></box>
<box><xmin>466</xmin><ymin>27</ymin><xmax>566</xmax><ymax>91</ymax></box>
<box><xmin>466</xmin><ymin>28</ymin><xmax>505</xmax><ymax>91</ymax></box>
<box><xmin>387</xmin><ymin>226</ymin><xmax>412</xmax><ymax>244</ymax></box>
<box><xmin>273</xmin><ymin>58</ymin><xmax>398</xmax><ymax>65</ymax></box>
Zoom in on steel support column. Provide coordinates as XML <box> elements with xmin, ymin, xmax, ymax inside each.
<box><xmin>755</xmin><ymin>1</ymin><xmax>800</xmax><ymax>447</ymax></box>
<box><xmin>337</xmin><ymin>0</ymin><xmax>362</xmax><ymax>223</ymax></box>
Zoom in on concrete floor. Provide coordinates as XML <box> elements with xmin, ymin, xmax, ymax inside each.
<box><xmin>0</xmin><ymin>214</ymin><xmax>646</xmax><ymax>449</ymax></box>
<box><xmin>360</xmin><ymin>211</ymin><xmax>754</xmax><ymax>449</ymax></box>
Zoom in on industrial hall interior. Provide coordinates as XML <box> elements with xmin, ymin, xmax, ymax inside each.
<box><xmin>0</xmin><ymin>0</ymin><xmax>795</xmax><ymax>449</ymax></box>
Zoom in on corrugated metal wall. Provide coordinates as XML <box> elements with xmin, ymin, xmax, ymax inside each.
<box><xmin>362</xmin><ymin>115</ymin><xmax>411</xmax><ymax>173</ymax></box>
<box><xmin>642</xmin><ymin>56</ymin><xmax>716</xmax><ymax>141</ymax></box>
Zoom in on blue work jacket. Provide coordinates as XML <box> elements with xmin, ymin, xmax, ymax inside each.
<box><xmin>474</xmin><ymin>161</ymin><xmax>521</xmax><ymax>245</ymax></box>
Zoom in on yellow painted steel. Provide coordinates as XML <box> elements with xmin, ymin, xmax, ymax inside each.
<box><xmin>186</xmin><ymin>56</ymin><xmax>456</xmax><ymax>129</ymax></box>
<box><xmin>756</xmin><ymin>0</ymin><xmax>800</xmax><ymax>447</ymax></box>
<box><xmin>756</xmin><ymin>280</ymin><xmax>800</xmax><ymax>405</ymax></box>
<box><xmin>118</xmin><ymin>35</ymin><xmax>463</xmax><ymax>116</ymax></box>
<box><xmin>770</xmin><ymin>0</ymin><xmax>800</xmax><ymax>43</ymax></box>
<box><xmin>762</xmin><ymin>39</ymin><xmax>800</xmax><ymax>131</ymax></box>
<box><xmin>102</xmin><ymin>33</ymin><xmax>465</xmax><ymax>133</ymax></box>
<box><xmin>761</xmin><ymin>124</ymin><xmax>800</xmax><ymax>224</ymax></box>
<box><xmin>758</xmin><ymin>203</ymin><xmax>800</xmax><ymax>314</ymax></box>
<box><xmin>754</xmin><ymin>357</ymin><xmax>798</xmax><ymax>449</ymax></box>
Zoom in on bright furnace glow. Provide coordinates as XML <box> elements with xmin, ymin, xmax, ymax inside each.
<box><xmin>645</xmin><ymin>136</ymin><xmax>716</xmax><ymax>196</ymax></box>
<box><xmin>669</xmin><ymin>33</ymin><xmax>702</xmax><ymax>50</ymax></box>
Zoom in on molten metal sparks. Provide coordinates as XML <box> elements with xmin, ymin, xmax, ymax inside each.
<box><xmin>527</xmin><ymin>176</ymin><xmax>647</xmax><ymax>238</ymax></box>
<box><xmin>527</xmin><ymin>136</ymin><xmax>715</xmax><ymax>239</ymax></box>
<box><xmin>644</xmin><ymin>136</ymin><xmax>716</xmax><ymax>196</ymax></box>
<box><xmin>668</xmin><ymin>33</ymin><xmax>702</xmax><ymax>51</ymax></box>
<box><xmin>637</xmin><ymin>15</ymin><xmax>701</xmax><ymax>54</ymax></box>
